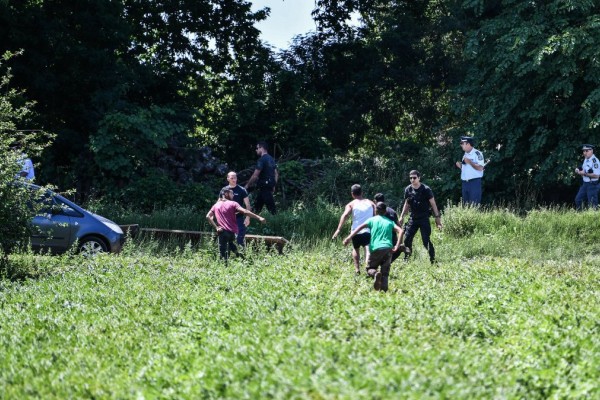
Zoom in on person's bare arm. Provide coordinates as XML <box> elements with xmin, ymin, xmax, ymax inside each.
<box><xmin>429</xmin><ymin>197</ymin><xmax>442</xmax><ymax>229</ymax></box>
<box><xmin>243</xmin><ymin>196</ymin><xmax>252</xmax><ymax>226</ymax></box>
<box><xmin>343</xmin><ymin>222</ymin><xmax>368</xmax><ymax>246</ymax></box>
<box><xmin>206</xmin><ymin>209</ymin><xmax>222</xmax><ymax>233</ymax></box>
<box><xmin>245</xmin><ymin>169</ymin><xmax>261</xmax><ymax>189</ymax></box>
<box><xmin>332</xmin><ymin>203</ymin><xmax>353</xmax><ymax>239</ymax></box>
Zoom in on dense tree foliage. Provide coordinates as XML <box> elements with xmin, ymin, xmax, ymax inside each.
<box><xmin>454</xmin><ymin>0</ymin><xmax>600</xmax><ymax>201</ymax></box>
<box><xmin>1</xmin><ymin>0</ymin><xmax>599</xmax><ymax>208</ymax></box>
<box><xmin>0</xmin><ymin>52</ymin><xmax>51</xmax><ymax>260</ymax></box>
<box><xmin>0</xmin><ymin>0</ymin><xmax>268</xmax><ymax>198</ymax></box>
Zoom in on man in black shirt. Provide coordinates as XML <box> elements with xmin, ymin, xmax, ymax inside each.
<box><xmin>399</xmin><ymin>170</ymin><xmax>443</xmax><ymax>264</ymax></box>
<box><xmin>222</xmin><ymin>171</ymin><xmax>251</xmax><ymax>247</ymax></box>
<box><xmin>245</xmin><ymin>141</ymin><xmax>279</xmax><ymax>214</ymax></box>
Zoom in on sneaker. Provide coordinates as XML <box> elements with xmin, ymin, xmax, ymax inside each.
<box><xmin>374</xmin><ymin>271</ymin><xmax>383</xmax><ymax>291</ymax></box>
<box><xmin>367</xmin><ymin>268</ymin><xmax>377</xmax><ymax>278</ymax></box>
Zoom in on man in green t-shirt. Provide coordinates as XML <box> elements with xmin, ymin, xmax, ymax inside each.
<box><xmin>343</xmin><ymin>202</ymin><xmax>403</xmax><ymax>291</ymax></box>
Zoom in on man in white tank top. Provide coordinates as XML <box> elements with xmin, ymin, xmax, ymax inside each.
<box><xmin>332</xmin><ymin>184</ymin><xmax>375</xmax><ymax>274</ymax></box>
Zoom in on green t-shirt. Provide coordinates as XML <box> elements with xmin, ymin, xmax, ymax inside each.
<box><xmin>366</xmin><ymin>215</ymin><xmax>395</xmax><ymax>251</ymax></box>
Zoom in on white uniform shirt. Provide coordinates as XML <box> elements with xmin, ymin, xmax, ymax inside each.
<box><xmin>17</xmin><ymin>155</ymin><xmax>35</xmax><ymax>181</ymax></box>
<box><xmin>581</xmin><ymin>154</ymin><xmax>600</xmax><ymax>182</ymax></box>
<box><xmin>461</xmin><ymin>148</ymin><xmax>484</xmax><ymax>181</ymax></box>
<box><xmin>351</xmin><ymin>199</ymin><xmax>373</xmax><ymax>234</ymax></box>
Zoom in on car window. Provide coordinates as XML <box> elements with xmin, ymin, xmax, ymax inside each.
<box><xmin>54</xmin><ymin>197</ymin><xmax>84</xmax><ymax>218</ymax></box>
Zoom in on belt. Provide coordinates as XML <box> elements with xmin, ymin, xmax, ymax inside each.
<box><xmin>462</xmin><ymin>177</ymin><xmax>481</xmax><ymax>182</ymax></box>
<box><xmin>584</xmin><ymin>180</ymin><xmax>599</xmax><ymax>184</ymax></box>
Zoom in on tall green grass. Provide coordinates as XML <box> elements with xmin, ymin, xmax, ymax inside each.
<box><xmin>440</xmin><ymin>204</ymin><xmax>600</xmax><ymax>260</ymax></box>
<box><xmin>0</xmin><ymin>244</ymin><xmax>598</xmax><ymax>398</ymax></box>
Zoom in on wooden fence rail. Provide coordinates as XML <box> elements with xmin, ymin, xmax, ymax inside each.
<box><xmin>119</xmin><ymin>225</ymin><xmax>288</xmax><ymax>254</ymax></box>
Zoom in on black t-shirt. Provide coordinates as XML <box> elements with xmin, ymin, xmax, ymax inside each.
<box><xmin>222</xmin><ymin>185</ymin><xmax>248</xmax><ymax>214</ymax></box>
<box><xmin>256</xmin><ymin>154</ymin><xmax>277</xmax><ymax>188</ymax></box>
<box><xmin>384</xmin><ymin>206</ymin><xmax>399</xmax><ymax>242</ymax></box>
<box><xmin>404</xmin><ymin>184</ymin><xmax>434</xmax><ymax>219</ymax></box>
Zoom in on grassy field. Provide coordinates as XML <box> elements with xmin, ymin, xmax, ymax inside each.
<box><xmin>1</xmin><ymin>206</ymin><xmax>599</xmax><ymax>398</ymax></box>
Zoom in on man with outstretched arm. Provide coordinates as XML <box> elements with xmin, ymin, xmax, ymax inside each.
<box><xmin>206</xmin><ymin>188</ymin><xmax>266</xmax><ymax>261</ymax></box>
<box><xmin>332</xmin><ymin>184</ymin><xmax>375</xmax><ymax>274</ymax></box>
<box><xmin>343</xmin><ymin>202</ymin><xmax>403</xmax><ymax>292</ymax></box>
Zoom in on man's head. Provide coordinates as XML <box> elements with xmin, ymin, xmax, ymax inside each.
<box><xmin>375</xmin><ymin>202</ymin><xmax>387</xmax><ymax>216</ymax></box>
<box><xmin>351</xmin><ymin>184</ymin><xmax>362</xmax><ymax>198</ymax></box>
<box><xmin>256</xmin><ymin>141</ymin><xmax>269</xmax><ymax>156</ymax></box>
<box><xmin>460</xmin><ymin>136</ymin><xmax>474</xmax><ymax>151</ymax></box>
<box><xmin>219</xmin><ymin>187</ymin><xmax>233</xmax><ymax>200</ymax></box>
<box><xmin>227</xmin><ymin>171</ymin><xmax>238</xmax><ymax>186</ymax></box>
<box><xmin>409</xmin><ymin>170</ymin><xmax>421</xmax><ymax>187</ymax></box>
<box><xmin>582</xmin><ymin>144</ymin><xmax>595</xmax><ymax>159</ymax></box>
<box><xmin>374</xmin><ymin>193</ymin><xmax>385</xmax><ymax>203</ymax></box>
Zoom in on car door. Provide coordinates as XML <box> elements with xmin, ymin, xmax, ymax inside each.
<box><xmin>30</xmin><ymin>195</ymin><xmax>75</xmax><ymax>253</ymax></box>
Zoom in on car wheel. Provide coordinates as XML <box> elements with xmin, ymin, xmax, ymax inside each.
<box><xmin>79</xmin><ymin>236</ymin><xmax>108</xmax><ymax>256</ymax></box>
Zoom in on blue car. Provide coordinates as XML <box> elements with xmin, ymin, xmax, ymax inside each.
<box><xmin>28</xmin><ymin>184</ymin><xmax>124</xmax><ymax>255</ymax></box>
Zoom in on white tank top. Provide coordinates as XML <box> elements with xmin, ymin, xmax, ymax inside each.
<box><xmin>351</xmin><ymin>199</ymin><xmax>373</xmax><ymax>233</ymax></box>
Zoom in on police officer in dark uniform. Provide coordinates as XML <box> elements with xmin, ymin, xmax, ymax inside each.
<box><xmin>245</xmin><ymin>141</ymin><xmax>279</xmax><ymax>214</ymax></box>
<box><xmin>399</xmin><ymin>170</ymin><xmax>442</xmax><ymax>264</ymax></box>
<box><xmin>574</xmin><ymin>144</ymin><xmax>600</xmax><ymax>210</ymax></box>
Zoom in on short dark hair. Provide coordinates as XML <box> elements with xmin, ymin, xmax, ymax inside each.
<box><xmin>219</xmin><ymin>187</ymin><xmax>233</xmax><ymax>198</ymax></box>
<box><xmin>374</xmin><ymin>193</ymin><xmax>385</xmax><ymax>202</ymax></box>
<box><xmin>256</xmin><ymin>141</ymin><xmax>269</xmax><ymax>152</ymax></box>
<box><xmin>409</xmin><ymin>170</ymin><xmax>421</xmax><ymax>178</ymax></box>
<box><xmin>351</xmin><ymin>184</ymin><xmax>362</xmax><ymax>196</ymax></box>
<box><xmin>375</xmin><ymin>202</ymin><xmax>387</xmax><ymax>215</ymax></box>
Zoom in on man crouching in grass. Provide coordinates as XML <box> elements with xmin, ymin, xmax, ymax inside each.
<box><xmin>343</xmin><ymin>202</ymin><xmax>403</xmax><ymax>291</ymax></box>
<box><xmin>207</xmin><ymin>188</ymin><xmax>266</xmax><ymax>261</ymax></box>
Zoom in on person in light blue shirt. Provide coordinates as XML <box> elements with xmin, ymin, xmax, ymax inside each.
<box><xmin>455</xmin><ymin>135</ymin><xmax>484</xmax><ymax>205</ymax></box>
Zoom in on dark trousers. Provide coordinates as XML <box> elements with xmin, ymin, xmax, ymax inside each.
<box><xmin>236</xmin><ymin>214</ymin><xmax>247</xmax><ymax>246</ymax></box>
<box><xmin>404</xmin><ymin>218</ymin><xmax>435</xmax><ymax>263</ymax></box>
<box><xmin>218</xmin><ymin>230</ymin><xmax>238</xmax><ymax>260</ymax></box>
<box><xmin>462</xmin><ymin>178</ymin><xmax>482</xmax><ymax>205</ymax></box>
<box><xmin>575</xmin><ymin>181</ymin><xmax>599</xmax><ymax>210</ymax></box>
<box><xmin>254</xmin><ymin>187</ymin><xmax>277</xmax><ymax>215</ymax></box>
<box><xmin>391</xmin><ymin>233</ymin><xmax>402</xmax><ymax>263</ymax></box>
<box><xmin>368</xmin><ymin>248</ymin><xmax>392</xmax><ymax>277</ymax></box>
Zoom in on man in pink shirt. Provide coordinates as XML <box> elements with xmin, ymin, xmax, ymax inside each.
<box><xmin>206</xmin><ymin>188</ymin><xmax>266</xmax><ymax>260</ymax></box>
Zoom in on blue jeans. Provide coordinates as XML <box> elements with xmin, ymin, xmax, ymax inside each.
<box><xmin>462</xmin><ymin>178</ymin><xmax>482</xmax><ymax>205</ymax></box>
<box><xmin>236</xmin><ymin>214</ymin><xmax>247</xmax><ymax>246</ymax></box>
<box><xmin>575</xmin><ymin>182</ymin><xmax>599</xmax><ymax>210</ymax></box>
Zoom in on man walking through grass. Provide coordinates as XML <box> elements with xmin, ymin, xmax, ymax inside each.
<box><xmin>399</xmin><ymin>170</ymin><xmax>442</xmax><ymax>264</ymax></box>
<box><xmin>332</xmin><ymin>184</ymin><xmax>375</xmax><ymax>274</ymax></box>
<box><xmin>206</xmin><ymin>187</ymin><xmax>266</xmax><ymax>261</ymax></box>
<box><xmin>343</xmin><ymin>202</ymin><xmax>403</xmax><ymax>291</ymax></box>
<box><xmin>374</xmin><ymin>192</ymin><xmax>405</xmax><ymax>263</ymax></box>
<box><xmin>223</xmin><ymin>171</ymin><xmax>252</xmax><ymax>247</ymax></box>
<box><xmin>245</xmin><ymin>141</ymin><xmax>279</xmax><ymax>215</ymax></box>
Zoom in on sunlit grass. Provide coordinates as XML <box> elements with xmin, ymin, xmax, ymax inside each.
<box><xmin>1</xmin><ymin>204</ymin><xmax>599</xmax><ymax>398</ymax></box>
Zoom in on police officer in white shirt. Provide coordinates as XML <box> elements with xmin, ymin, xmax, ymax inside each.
<box><xmin>574</xmin><ymin>144</ymin><xmax>600</xmax><ymax>210</ymax></box>
<box><xmin>455</xmin><ymin>136</ymin><xmax>484</xmax><ymax>205</ymax></box>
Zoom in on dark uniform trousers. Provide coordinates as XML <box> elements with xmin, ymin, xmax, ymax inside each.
<box><xmin>575</xmin><ymin>181</ymin><xmax>600</xmax><ymax>210</ymax></box>
<box><xmin>255</xmin><ymin>187</ymin><xmax>277</xmax><ymax>215</ymax></box>
<box><xmin>404</xmin><ymin>217</ymin><xmax>435</xmax><ymax>263</ymax></box>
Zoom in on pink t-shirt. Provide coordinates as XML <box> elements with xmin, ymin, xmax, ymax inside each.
<box><xmin>211</xmin><ymin>200</ymin><xmax>241</xmax><ymax>233</ymax></box>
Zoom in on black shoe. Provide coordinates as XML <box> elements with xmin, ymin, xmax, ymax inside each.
<box><xmin>374</xmin><ymin>271</ymin><xmax>383</xmax><ymax>291</ymax></box>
